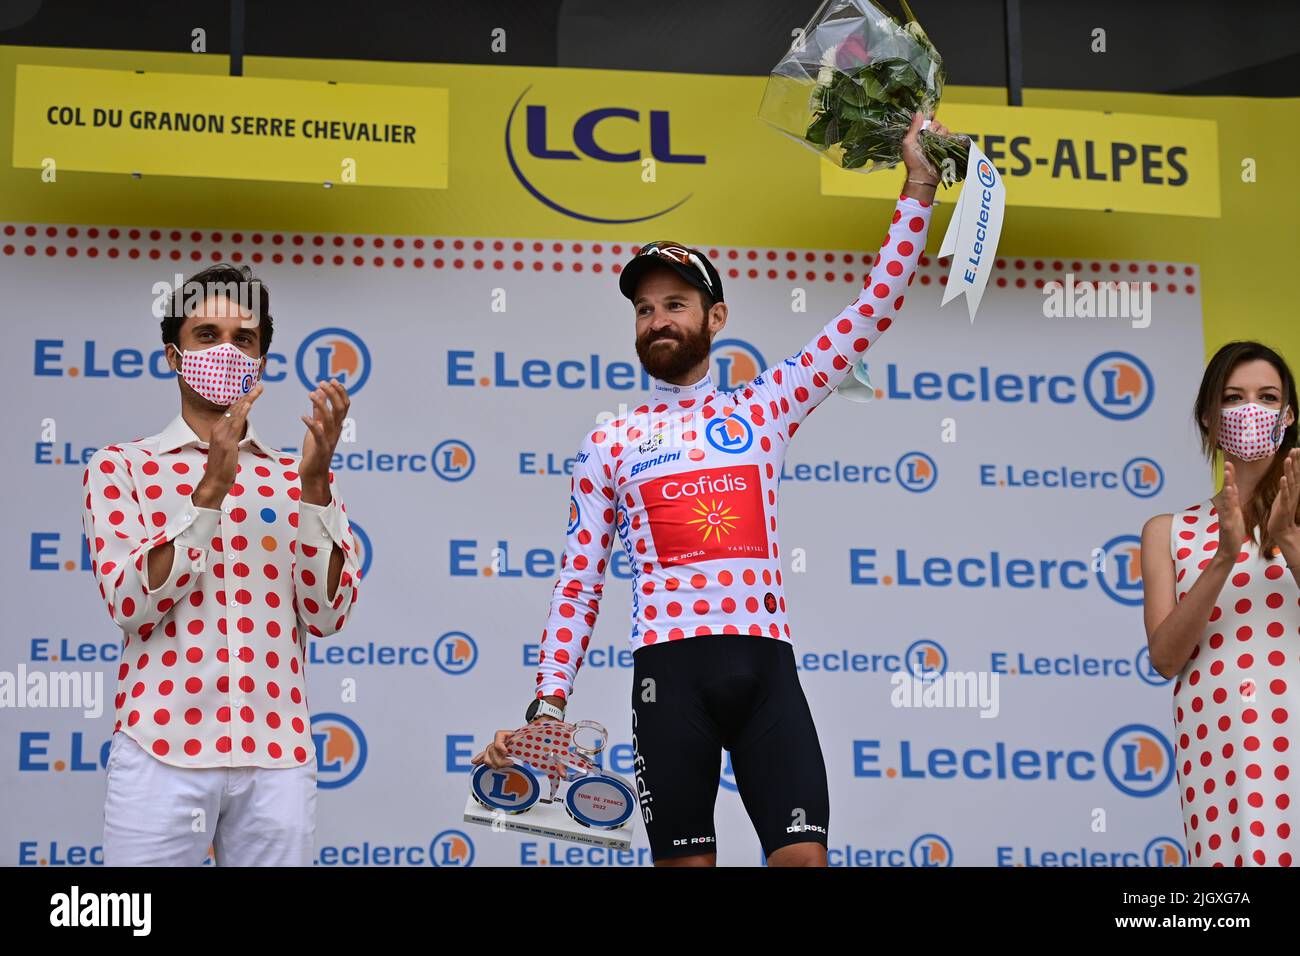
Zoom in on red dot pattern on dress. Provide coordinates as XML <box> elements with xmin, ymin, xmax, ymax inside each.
<box><xmin>81</xmin><ymin>417</ymin><xmax>362</xmax><ymax>769</ymax></box>
<box><xmin>1170</xmin><ymin>500</ymin><xmax>1298</xmax><ymax>866</ymax></box>
<box><xmin>535</xmin><ymin>195</ymin><xmax>934</xmax><ymax>701</ymax></box>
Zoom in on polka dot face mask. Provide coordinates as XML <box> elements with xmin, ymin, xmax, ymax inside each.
<box><xmin>172</xmin><ymin>343</ymin><xmax>261</xmax><ymax>406</ymax></box>
<box><xmin>1219</xmin><ymin>402</ymin><xmax>1289</xmax><ymax>461</ymax></box>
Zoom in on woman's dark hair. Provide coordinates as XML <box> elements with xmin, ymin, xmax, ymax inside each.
<box><xmin>160</xmin><ymin>263</ymin><xmax>274</xmax><ymax>356</ymax></box>
<box><xmin>1194</xmin><ymin>340</ymin><xmax>1298</xmax><ymax>556</ymax></box>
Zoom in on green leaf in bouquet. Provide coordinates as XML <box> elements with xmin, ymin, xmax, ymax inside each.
<box><xmin>833</xmin><ymin>73</ymin><xmax>868</xmax><ymax>107</ymax></box>
<box><xmin>805</xmin><ymin>111</ymin><xmax>836</xmax><ymax>147</ymax></box>
<box><xmin>835</xmin><ymin>100</ymin><xmax>878</xmax><ymax>123</ymax></box>
<box><xmin>785</xmin><ymin>2</ymin><xmax>966</xmax><ymax>175</ymax></box>
<box><xmin>889</xmin><ymin>63</ymin><xmax>922</xmax><ymax>95</ymax></box>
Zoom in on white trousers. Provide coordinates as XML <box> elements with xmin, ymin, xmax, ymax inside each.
<box><xmin>103</xmin><ymin>731</ymin><xmax>317</xmax><ymax>866</ymax></box>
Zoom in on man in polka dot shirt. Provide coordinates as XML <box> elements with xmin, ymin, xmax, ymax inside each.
<box><xmin>81</xmin><ymin>264</ymin><xmax>361</xmax><ymax>865</ymax></box>
<box><xmin>475</xmin><ymin>113</ymin><xmax>947</xmax><ymax>865</ymax></box>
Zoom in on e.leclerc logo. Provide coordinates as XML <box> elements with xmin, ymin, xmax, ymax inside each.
<box><xmin>711</xmin><ymin>339</ymin><xmax>765</xmax><ymax>393</ymax></box>
<box><xmin>1083</xmin><ymin>351</ymin><xmax>1154</xmax><ymax>420</ymax></box>
<box><xmin>505</xmin><ymin>85</ymin><xmax>705</xmax><ymax>224</ymax></box>
<box><xmin>904</xmin><ymin>639</ymin><xmax>948</xmax><ymax>682</ymax></box>
<box><xmin>867</xmin><ymin>350</ymin><xmax>1154</xmax><ymax>421</ymax></box>
<box><xmin>705</xmin><ymin>414</ymin><xmax>753</xmax><ymax>454</ymax></box>
<box><xmin>296</xmin><ymin>328</ymin><xmax>371</xmax><ymax>393</ymax></box>
<box><xmin>431</xmin><ymin>439</ymin><xmax>475</xmax><ymax>481</ymax></box>
<box><xmin>852</xmin><ymin>723</ymin><xmax>1174</xmax><ymax>797</ymax></box>
<box><xmin>1122</xmin><ymin>456</ymin><xmax>1164</xmax><ymax>498</ymax></box>
<box><xmin>895</xmin><ymin>451</ymin><xmax>937</xmax><ymax>493</ymax></box>
<box><xmin>1096</xmin><ymin>533</ymin><xmax>1143</xmax><ymax>606</ymax></box>
<box><xmin>312</xmin><ymin>712</ymin><xmax>367</xmax><ymax>789</ymax></box>
<box><xmin>1103</xmin><ymin>724</ymin><xmax>1175</xmax><ymax>797</ymax></box>
<box><xmin>433</xmin><ymin>631</ymin><xmax>478</xmax><ymax>675</ymax></box>
<box><xmin>430</xmin><ymin>830</ymin><xmax>475</xmax><ymax>867</ymax></box>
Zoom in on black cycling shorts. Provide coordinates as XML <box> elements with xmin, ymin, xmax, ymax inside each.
<box><xmin>629</xmin><ymin>634</ymin><xmax>830</xmax><ymax>861</ymax></box>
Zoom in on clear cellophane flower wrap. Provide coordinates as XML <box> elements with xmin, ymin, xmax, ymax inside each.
<box><xmin>759</xmin><ymin>0</ymin><xmax>970</xmax><ymax>182</ymax></box>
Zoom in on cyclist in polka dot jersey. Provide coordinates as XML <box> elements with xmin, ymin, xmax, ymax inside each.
<box><xmin>1142</xmin><ymin>341</ymin><xmax>1300</xmax><ymax>867</ymax></box>
<box><xmin>82</xmin><ymin>265</ymin><xmax>361</xmax><ymax>866</ymax></box>
<box><xmin>475</xmin><ymin>112</ymin><xmax>947</xmax><ymax>865</ymax></box>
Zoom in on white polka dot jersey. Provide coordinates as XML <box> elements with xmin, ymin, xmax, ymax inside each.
<box><xmin>535</xmin><ymin>193</ymin><xmax>933</xmax><ymax>701</ymax></box>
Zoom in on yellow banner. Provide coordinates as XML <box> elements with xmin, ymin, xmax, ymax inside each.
<box><xmin>820</xmin><ymin>104</ymin><xmax>1220</xmax><ymax>218</ymax></box>
<box><xmin>11</xmin><ymin>64</ymin><xmax>449</xmax><ymax>188</ymax></box>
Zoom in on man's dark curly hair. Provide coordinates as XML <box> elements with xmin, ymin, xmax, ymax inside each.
<box><xmin>160</xmin><ymin>263</ymin><xmax>274</xmax><ymax>356</ymax></box>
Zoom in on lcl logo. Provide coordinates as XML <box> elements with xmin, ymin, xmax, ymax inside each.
<box><xmin>505</xmin><ymin>85</ymin><xmax>706</xmax><ymax>224</ymax></box>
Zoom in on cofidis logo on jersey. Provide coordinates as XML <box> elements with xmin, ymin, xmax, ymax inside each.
<box><xmin>296</xmin><ymin>328</ymin><xmax>371</xmax><ymax>394</ymax></box>
<box><xmin>874</xmin><ymin>350</ymin><xmax>1154</xmax><ymax>420</ymax></box>
<box><xmin>505</xmin><ymin>85</ymin><xmax>706</xmax><ymax>224</ymax></box>
<box><xmin>312</xmin><ymin>713</ymin><xmax>367</xmax><ymax>789</ymax></box>
<box><xmin>641</xmin><ymin>465</ymin><xmax>767</xmax><ymax>566</ymax></box>
<box><xmin>711</xmin><ymin>339</ymin><xmax>765</xmax><ymax>393</ymax></box>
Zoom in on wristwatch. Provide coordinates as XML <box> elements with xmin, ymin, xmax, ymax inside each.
<box><xmin>525</xmin><ymin>699</ymin><xmax>566</xmax><ymax>723</ymax></box>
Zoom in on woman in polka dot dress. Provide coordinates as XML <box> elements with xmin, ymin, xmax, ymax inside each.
<box><xmin>1142</xmin><ymin>341</ymin><xmax>1300</xmax><ymax>866</ymax></box>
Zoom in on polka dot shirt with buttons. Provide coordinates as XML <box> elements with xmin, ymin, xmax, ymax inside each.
<box><xmin>81</xmin><ymin>414</ymin><xmax>361</xmax><ymax>769</ymax></box>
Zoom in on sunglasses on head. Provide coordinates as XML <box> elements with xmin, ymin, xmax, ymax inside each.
<box><xmin>636</xmin><ymin>241</ymin><xmax>715</xmax><ymax>295</ymax></box>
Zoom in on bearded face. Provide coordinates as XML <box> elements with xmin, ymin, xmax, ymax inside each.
<box><xmin>636</xmin><ymin>304</ymin><xmax>712</xmax><ymax>380</ymax></box>
<box><xmin>632</xmin><ymin>266</ymin><xmax>715</xmax><ymax>381</ymax></box>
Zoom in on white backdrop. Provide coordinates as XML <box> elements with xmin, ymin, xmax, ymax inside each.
<box><xmin>0</xmin><ymin>226</ymin><xmax>1208</xmax><ymax>866</ymax></box>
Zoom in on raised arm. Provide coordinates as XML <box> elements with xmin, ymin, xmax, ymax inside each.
<box><xmin>743</xmin><ymin>113</ymin><xmax>944</xmax><ymax>437</ymax></box>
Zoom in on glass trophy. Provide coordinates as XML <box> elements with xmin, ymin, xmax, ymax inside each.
<box><xmin>467</xmin><ymin>719</ymin><xmax>638</xmax><ymax>846</ymax></box>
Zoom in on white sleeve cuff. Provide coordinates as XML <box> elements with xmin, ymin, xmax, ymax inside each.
<box><xmin>169</xmin><ymin>505</ymin><xmax>221</xmax><ymax>550</ymax></box>
<box><xmin>298</xmin><ymin>498</ymin><xmax>348</xmax><ymax>552</ymax></box>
